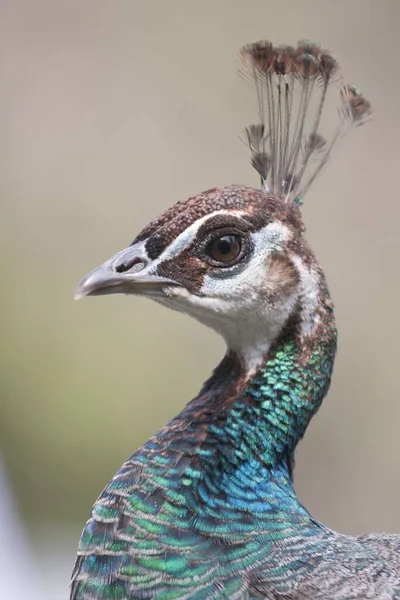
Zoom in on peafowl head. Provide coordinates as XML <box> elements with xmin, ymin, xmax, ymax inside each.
<box><xmin>75</xmin><ymin>41</ymin><xmax>370</xmax><ymax>372</ymax></box>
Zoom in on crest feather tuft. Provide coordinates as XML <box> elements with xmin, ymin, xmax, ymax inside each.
<box><xmin>240</xmin><ymin>40</ymin><xmax>371</xmax><ymax>202</ymax></box>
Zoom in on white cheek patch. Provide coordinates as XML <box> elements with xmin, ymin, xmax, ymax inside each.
<box><xmin>258</xmin><ymin>221</ymin><xmax>292</xmax><ymax>253</ymax></box>
<box><xmin>291</xmin><ymin>255</ymin><xmax>321</xmax><ymax>335</ymax></box>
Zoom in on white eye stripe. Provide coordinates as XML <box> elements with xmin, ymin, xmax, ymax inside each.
<box><xmin>147</xmin><ymin>210</ymin><xmax>246</xmax><ymax>271</ymax></box>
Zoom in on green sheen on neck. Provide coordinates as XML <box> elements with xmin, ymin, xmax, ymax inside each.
<box><xmin>201</xmin><ymin>311</ymin><xmax>337</xmax><ymax>477</ymax></box>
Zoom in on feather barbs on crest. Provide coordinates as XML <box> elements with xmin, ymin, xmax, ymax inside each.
<box><xmin>240</xmin><ymin>40</ymin><xmax>371</xmax><ymax>203</ymax></box>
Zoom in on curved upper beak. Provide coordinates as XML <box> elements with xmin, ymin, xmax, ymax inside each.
<box><xmin>74</xmin><ymin>241</ymin><xmax>178</xmax><ymax>300</ymax></box>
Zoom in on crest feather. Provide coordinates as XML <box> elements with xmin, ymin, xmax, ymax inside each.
<box><xmin>240</xmin><ymin>40</ymin><xmax>371</xmax><ymax>203</ymax></box>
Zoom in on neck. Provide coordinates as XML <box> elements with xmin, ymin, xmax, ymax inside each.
<box><xmin>176</xmin><ymin>292</ymin><xmax>337</xmax><ymax>481</ymax></box>
<box><xmin>131</xmin><ymin>290</ymin><xmax>337</xmax><ymax>554</ymax></box>
<box><xmin>234</xmin><ymin>311</ymin><xmax>336</xmax><ymax>473</ymax></box>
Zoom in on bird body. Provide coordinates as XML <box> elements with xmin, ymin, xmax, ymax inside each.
<box><xmin>71</xmin><ymin>41</ymin><xmax>400</xmax><ymax>599</ymax></box>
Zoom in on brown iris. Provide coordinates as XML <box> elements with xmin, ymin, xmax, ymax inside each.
<box><xmin>206</xmin><ymin>234</ymin><xmax>242</xmax><ymax>264</ymax></box>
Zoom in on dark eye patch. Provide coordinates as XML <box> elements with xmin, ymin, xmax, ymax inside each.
<box><xmin>189</xmin><ymin>215</ymin><xmax>255</xmax><ymax>269</ymax></box>
<box><xmin>194</xmin><ymin>214</ymin><xmax>259</xmax><ymax>239</ymax></box>
<box><xmin>143</xmin><ymin>212</ymin><xmax>264</xmax><ymax>261</ymax></box>
<box><xmin>143</xmin><ymin>234</ymin><xmax>168</xmax><ymax>260</ymax></box>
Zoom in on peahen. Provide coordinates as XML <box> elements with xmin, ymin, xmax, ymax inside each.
<box><xmin>71</xmin><ymin>40</ymin><xmax>400</xmax><ymax>599</ymax></box>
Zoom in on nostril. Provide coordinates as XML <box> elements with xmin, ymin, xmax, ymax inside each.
<box><xmin>115</xmin><ymin>256</ymin><xmax>145</xmax><ymax>274</ymax></box>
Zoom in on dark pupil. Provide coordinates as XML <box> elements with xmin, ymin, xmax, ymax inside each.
<box><xmin>218</xmin><ymin>238</ymin><xmax>232</xmax><ymax>255</ymax></box>
<box><xmin>209</xmin><ymin>235</ymin><xmax>241</xmax><ymax>263</ymax></box>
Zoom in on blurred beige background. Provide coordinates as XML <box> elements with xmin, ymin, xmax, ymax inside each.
<box><xmin>1</xmin><ymin>0</ymin><xmax>400</xmax><ymax>597</ymax></box>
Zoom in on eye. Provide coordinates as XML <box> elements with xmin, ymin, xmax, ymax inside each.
<box><xmin>205</xmin><ymin>234</ymin><xmax>242</xmax><ymax>265</ymax></box>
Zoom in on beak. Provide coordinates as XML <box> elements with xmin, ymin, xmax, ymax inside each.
<box><xmin>74</xmin><ymin>241</ymin><xmax>178</xmax><ymax>300</ymax></box>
